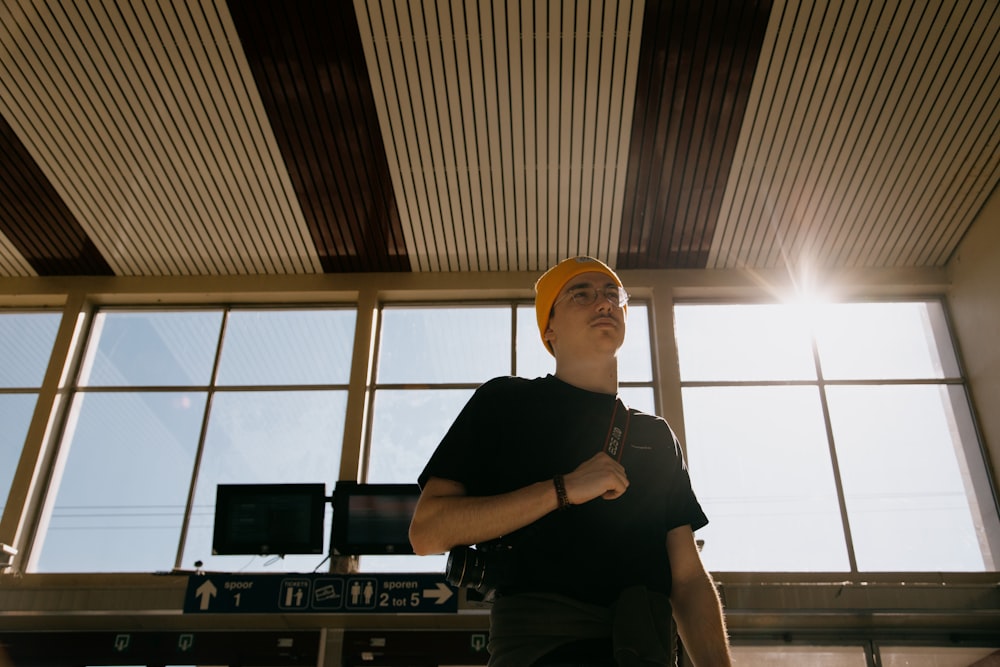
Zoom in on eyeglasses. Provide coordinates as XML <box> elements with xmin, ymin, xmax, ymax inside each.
<box><xmin>553</xmin><ymin>285</ymin><xmax>630</xmax><ymax>309</ymax></box>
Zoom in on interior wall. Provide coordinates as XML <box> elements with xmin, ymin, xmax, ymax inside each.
<box><xmin>948</xmin><ymin>183</ymin><xmax>1000</xmax><ymax>488</ymax></box>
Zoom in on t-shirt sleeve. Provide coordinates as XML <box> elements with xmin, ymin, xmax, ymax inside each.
<box><xmin>417</xmin><ymin>377</ymin><xmax>510</xmax><ymax>490</ymax></box>
<box><xmin>660</xmin><ymin>421</ymin><xmax>710</xmax><ymax>534</ymax></box>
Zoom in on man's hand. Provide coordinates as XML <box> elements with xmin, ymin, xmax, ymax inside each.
<box><xmin>564</xmin><ymin>451</ymin><xmax>629</xmax><ymax>504</ymax></box>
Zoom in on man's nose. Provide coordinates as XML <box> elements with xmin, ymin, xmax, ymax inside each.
<box><xmin>594</xmin><ymin>296</ymin><xmax>614</xmax><ymax>312</ymax></box>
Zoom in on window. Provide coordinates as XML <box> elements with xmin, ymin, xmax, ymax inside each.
<box><xmin>730</xmin><ymin>645</ymin><xmax>868</xmax><ymax>666</ymax></box>
<box><xmin>675</xmin><ymin>300</ymin><xmax>1000</xmax><ymax>573</ymax></box>
<box><xmin>877</xmin><ymin>645</ymin><xmax>1000</xmax><ymax>666</ymax></box>
<box><xmin>0</xmin><ymin>311</ymin><xmax>61</xmax><ymax>518</ymax></box>
<box><xmin>729</xmin><ymin>643</ymin><xmax>1000</xmax><ymax>666</ymax></box>
<box><xmin>362</xmin><ymin>300</ymin><xmax>655</xmax><ymax>571</ymax></box>
<box><xmin>32</xmin><ymin>307</ymin><xmax>355</xmax><ymax>573</ymax></box>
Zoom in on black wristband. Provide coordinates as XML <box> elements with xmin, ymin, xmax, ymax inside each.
<box><xmin>553</xmin><ymin>474</ymin><xmax>571</xmax><ymax>510</ymax></box>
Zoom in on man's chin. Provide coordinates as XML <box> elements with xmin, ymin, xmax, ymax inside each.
<box><xmin>592</xmin><ymin>330</ymin><xmax>626</xmax><ymax>350</ymax></box>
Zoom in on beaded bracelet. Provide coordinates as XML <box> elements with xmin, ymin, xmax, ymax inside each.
<box><xmin>553</xmin><ymin>474</ymin><xmax>572</xmax><ymax>510</ymax></box>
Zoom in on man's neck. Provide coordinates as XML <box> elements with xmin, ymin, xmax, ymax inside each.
<box><xmin>553</xmin><ymin>357</ymin><xmax>619</xmax><ymax>395</ymax></box>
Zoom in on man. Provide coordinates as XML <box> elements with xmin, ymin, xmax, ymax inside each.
<box><xmin>410</xmin><ymin>256</ymin><xmax>731</xmax><ymax>666</ymax></box>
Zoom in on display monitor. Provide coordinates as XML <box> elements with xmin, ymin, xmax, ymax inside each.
<box><xmin>212</xmin><ymin>483</ymin><xmax>327</xmax><ymax>556</ymax></box>
<box><xmin>330</xmin><ymin>482</ymin><xmax>421</xmax><ymax>555</ymax></box>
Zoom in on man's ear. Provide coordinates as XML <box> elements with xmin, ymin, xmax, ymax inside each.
<box><xmin>543</xmin><ymin>323</ymin><xmax>556</xmax><ymax>348</ymax></box>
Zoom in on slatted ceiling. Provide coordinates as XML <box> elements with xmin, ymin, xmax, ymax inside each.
<box><xmin>208</xmin><ymin>2</ymin><xmax>319</xmax><ymax>275</ymax></box>
<box><xmin>828</xmin><ymin>1</ymin><xmax>941</xmax><ymax>269</ymax></box>
<box><xmin>644</xmin><ymin>2</ymin><xmax>770</xmax><ymax>268</ymax></box>
<box><xmin>22</xmin><ymin>2</ymin><xmax>187</xmax><ymax>275</ymax></box>
<box><xmin>0</xmin><ymin>0</ymin><xmax>319</xmax><ymax>277</ymax></box>
<box><xmin>800</xmin><ymin>0</ymin><xmax>900</xmax><ymax>262</ymax></box>
<box><xmin>229</xmin><ymin>0</ymin><xmax>410</xmax><ymax>274</ymax></box>
<box><xmin>354</xmin><ymin>0</ymin><xmax>433</xmax><ymax>271</ymax></box>
<box><xmin>853</xmin><ymin>0</ymin><xmax>993</xmax><ymax>269</ymax></box>
<box><xmin>356</xmin><ymin>3</ymin><xmax>474</xmax><ymax>270</ymax></box>
<box><xmin>617</xmin><ymin>0</ymin><xmax>770</xmax><ymax>269</ymax></box>
<box><xmin>1</xmin><ymin>8</ymin><xmax>113</xmax><ymax>266</ymax></box>
<box><xmin>594</xmin><ymin>1</ymin><xmax>641</xmax><ymax>263</ymax></box>
<box><xmin>1</xmin><ymin>0</ymin><xmax>998</xmax><ymax>278</ymax></box>
<box><xmin>903</xmin><ymin>1</ymin><xmax>1000</xmax><ymax>267</ymax></box>
<box><xmin>718</xmin><ymin>0</ymin><xmax>836</xmax><ymax>269</ymax></box>
<box><xmin>150</xmin><ymin>1</ymin><xmax>307</xmax><ymax>276</ymax></box>
<box><xmin>584</xmin><ymin>1</ymin><xmax>641</xmax><ymax>263</ymax></box>
<box><xmin>751</xmin><ymin>0</ymin><xmax>821</xmax><ymax>268</ymax></box>
<box><xmin>445</xmin><ymin>3</ymin><xmax>481</xmax><ymax>270</ymax></box>
<box><xmin>923</xmin><ymin>104</ymin><xmax>1000</xmax><ymax>263</ymax></box>
<box><xmin>784</xmin><ymin>1</ymin><xmax>876</xmax><ymax>265</ymax></box>
<box><xmin>0</xmin><ymin>86</ymin><xmax>112</xmax><ymax>277</ymax></box>
<box><xmin>671</xmin><ymin>2</ymin><xmax>723</xmax><ymax>265</ymax></box>
<box><xmin>423</xmin><ymin>0</ymin><xmax>464</xmax><ymax>270</ymax></box>
<box><xmin>749</xmin><ymin>0</ymin><xmax>842</xmax><ymax>270</ymax></box>
<box><xmin>155</xmin><ymin>4</ymin><xmax>250</xmax><ymax>275</ymax></box>
<box><xmin>360</xmin><ymin>0</ymin><xmax>430</xmax><ymax>270</ymax></box>
<box><xmin>490</xmin><ymin>1</ymin><xmax>515</xmax><ymax>270</ymax></box>
<box><xmin>355</xmin><ymin>0</ymin><xmax>644</xmax><ymax>273</ymax></box>
<box><xmin>440</xmin><ymin>3</ymin><xmax>474</xmax><ymax>268</ymax></box>
<box><xmin>698</xmin><ymin>0</ymin><xmax>772</xmax><ymax>266</ymax></box>
<box><xmin>0</xmin><ymin>239</ymin><xmax>31</xmax><ymax>277</ymax></box>
<box><xmin>710</xmin><ymin>0</ymin><xmax>1000</xmax><ymax>271</ymax></box>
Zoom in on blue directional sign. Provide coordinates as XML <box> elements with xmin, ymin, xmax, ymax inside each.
<box><xmin>183</xmin><ymin>573</ymin><xmax>457</xmax><ymax>614</ymax></box>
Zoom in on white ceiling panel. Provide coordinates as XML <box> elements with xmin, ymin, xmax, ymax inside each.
<box><xmin>0</xmin><ymin>0</ymin><xmax>320</xmax><ymax>276</ymax></box>
<box><xmin>710</xmin><ymin>0</ymin><xmax>1000</xmax><ymax>271</ymax></box>
<box><xmin>354</xmin><ymin>0</ymin><xmax>646</xmax><ymax>272</ymax></box>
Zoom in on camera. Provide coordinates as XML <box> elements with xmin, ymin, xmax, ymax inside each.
<box><xmin>445</xmin><ymin>544</ymin><xmax>509</xmax><ymax>600</ymax></box>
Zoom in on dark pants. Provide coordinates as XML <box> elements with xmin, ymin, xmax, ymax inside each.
<box><xmin>532</xmin><ymin>638</ymin><xmax>616</xmax><ymax>667</ymax></box>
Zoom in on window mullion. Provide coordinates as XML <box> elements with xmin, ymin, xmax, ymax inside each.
<box><xmin>3</xmin><ymin>298</ymin><xmax>89</xmax><ymax>572</ymax></box>
<box><xmin>510</xmin><ymin>302</ymin><xmax>518</xmax><ymax>376</ymax></box>
<box><xmin>813</xmin><ymin>333</ymin><xmax>860</xmax><ymax>573</ymax></box>
<box><xmin>174</xmin><ymin>308</ymin><xmax>229</xmax><ymax>570</ymax></box>
<box><xmin>348</xmin><ymin>291</ymin><xmax>381</xmax><ymax>483</ymax></box>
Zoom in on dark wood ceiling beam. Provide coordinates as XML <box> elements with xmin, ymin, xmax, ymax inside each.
<box><xmin>0</xmin><ymin>113</ymin><xmax>113</xmax><ymax>276</ymax></box>
<box><xmin>618</xmin><ymin>0</ymin><xmax>772</xmax><ymax>269</ymax></box>
<box><xmin>226</xmin><ymin>0</ymin><xmax>409</xmax><ymax>273</ymax></box>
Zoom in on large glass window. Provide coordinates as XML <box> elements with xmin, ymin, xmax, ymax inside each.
<box><xmin>32</xmin><ymin>307</ymin><xmax>355</xmax><ymax>573</ymax></box>
<box><xmin>729</xmin><ymin>643</ymin><xmax>1000</xmax><ymax>666</ymax></box>
<box><xmin>363</xmin><ymin>300</ymin><xmax>655</xmax><ymax>571</ymax></box>
<box><xmin>675</xmin><ymin>300</ymin><xmax>1000</xmax><ymax>573</ymax></box>
<box><xmin>730</xmin><ymin>645</ymin><xmax>868</xmax><ymax>666</ymax></box>
<box><xmin>0</xmin><ymin>311</ymin><xmax>61</xmax><ymax>519</ymax></box>
<box><xmin>877</xmin><ymin>645</ymin><xmax>1000</xmax><ymax>666</ymax></box>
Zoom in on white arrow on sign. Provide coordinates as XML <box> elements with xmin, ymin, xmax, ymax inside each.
<box><xmin>195</xmin><ymin>579</ymin><xmax>218</xmax><ymax>610</ymax></box>
<box><xmin>422</xmin><ymin>582</ymin><xmax>454</xmax><ymax>605</ymax></box>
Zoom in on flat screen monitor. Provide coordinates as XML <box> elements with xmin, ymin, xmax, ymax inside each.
<box><xmin>330</xmin><ymin>482</ymin><xmax>420</xmax><ymax>555</ymax></box>
<box><xmin>212</xmin><ymin>483</ymin><xmax>327</xmax><ymax>556</ymax></box>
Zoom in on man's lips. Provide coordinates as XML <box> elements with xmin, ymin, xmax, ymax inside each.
<box><xmin>590</xmin><ymin>315</ymin><xmax>619</xmax><ymax>327</ymax></box>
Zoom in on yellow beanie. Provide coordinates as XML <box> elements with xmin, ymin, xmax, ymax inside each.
<box><xmin>534</xmin><ymin>256</ymin><xmax>624</xmax><ymax>354</ymax></box>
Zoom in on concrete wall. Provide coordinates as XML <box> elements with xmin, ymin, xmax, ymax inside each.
<box><xmin>948</xmin><ymin>183</ymin><xmax>1000</xmax><ymax>489</ymax></box>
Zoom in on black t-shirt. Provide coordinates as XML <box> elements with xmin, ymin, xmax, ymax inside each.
<box><xmin>418</xmin><ymin>375</ymin><xmax>708</xmax><ymax>606</ymax></box>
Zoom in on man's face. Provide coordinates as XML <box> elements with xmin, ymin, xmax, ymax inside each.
<box><xmin>544</xmin><ymin>271</ymin><xmax>627</xmax><ymax>356</ymax></box>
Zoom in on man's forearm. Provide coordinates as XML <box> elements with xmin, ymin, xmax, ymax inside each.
<box><xmin>411</xmin><ymin>454</ymin><xmax>631</xmax><ymax>555</ymax></box>
<box><xmin>409</xmin><ymin>478</ymin><xmax>559</xmax><ymax>554</ymax></box>
<box><xmin>671</xmin><ymin>574</ymin><xmax>732</xmax><ymax>667</ymax></box>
